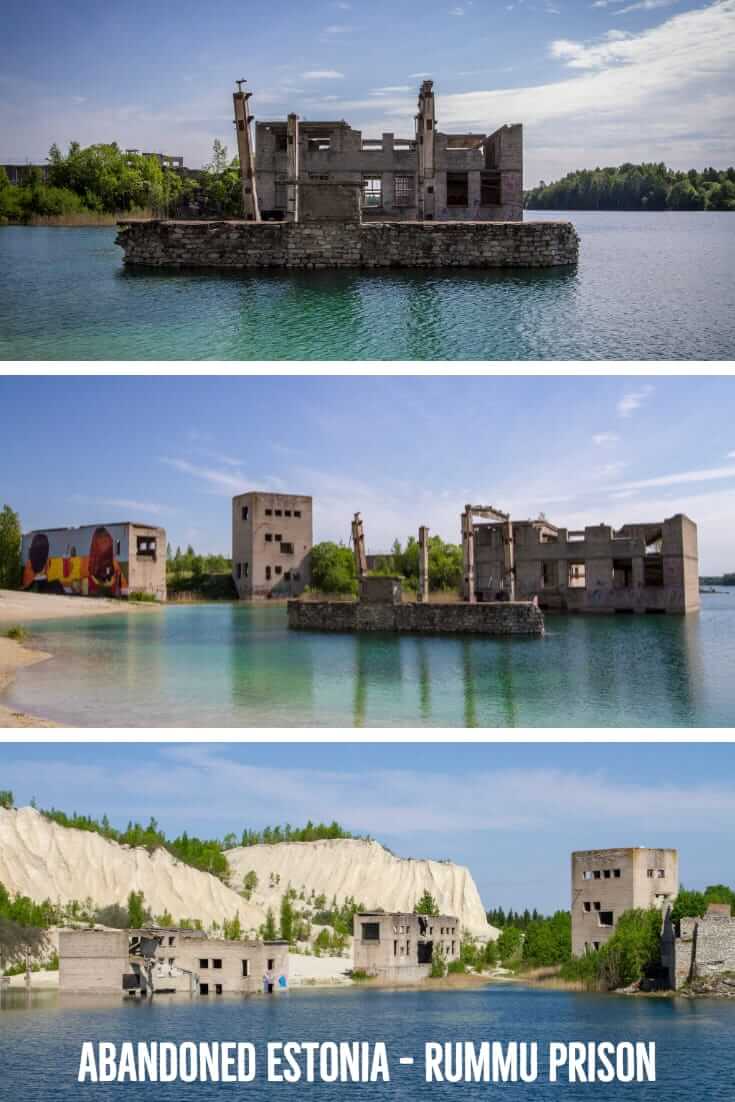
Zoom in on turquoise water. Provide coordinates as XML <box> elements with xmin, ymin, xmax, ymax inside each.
<box><xmin>1</xmin><ymin>213</ymin><xmax>733</xmax><ymax>359</ymax></box>
<box><xmin>1</xmin><ymin>984</ymin><xmax>733</xmax><ymax>1100</ymax></box>
<box><xmin>6</xmin><ymin>594</ymin><xmax>734</xmax><ymax>726</ymax></box>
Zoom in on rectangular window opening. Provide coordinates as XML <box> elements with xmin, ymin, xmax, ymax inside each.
<box><xmin>361</xmin><ymin>922</ymin><xmax>380</xmax><ymax>941</ymax></box>
<box><xmin>242</xmin><ymin>960</ymin><xmax>250</xmax><ymax>977</ymax></box>
<box><xmin>241</xmin><ymin>506</ymin><xmax>249</xmax><ymax>521</ymax></box>
<box><xmin>394</xmin><ymin>174</ymin><xmax>415</xmax><ymax>207</ymax></box>
<box><xmin>480</xmin><ymin>170</ymin><xmax>502</xmax><ymax>206</ymax></box>
<box><xmin>599</xmin><ymin>912</ymin><xmax>614</xmax><ymax>928</ymax></box>
<box><xmin>568</xmin><ymin>562</ymin><xmax>587</xmax><ymax>589</ymax></box>
<box><xmin>362</xmin><ymin>175</ymin><xmax>383</xmax><ymax>209</ymax></box>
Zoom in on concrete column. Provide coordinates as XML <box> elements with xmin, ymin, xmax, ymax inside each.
<box><xmin>351</xmin><ymin>513</ymin><xmax>367</xmax><ymax>580</ymax></box>
<box><xmin>415</xmin><ymin>80</ymin><xmax>436</xmax><ymax>221</ymax></box>
<box><xmin>462</xmin><ymin>507</ymin><xmax>476</xmax><ymax>603</ymax></box>
<box><xmin>503</xmin><ymin>518</ymin><xmax>515</xmax><ymax>601</ymax></box>
<box><xmin>233</xmin><ymin>84</ymin><xmax>260</xmax><ymax>221</ymax></box>
<box><xmin>418</xmin><ymin>526</ymin><xmax>429</xmax><ymax>603</ymax></box>
<box><xmin>286</xmin><ymin>113</ymin><xmax>300</xmax><ymax>223</ymax></box>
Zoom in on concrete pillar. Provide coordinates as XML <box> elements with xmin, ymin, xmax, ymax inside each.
<box><xmin>351</xmin><ymin>513</ymin><xmax>367</xmax><ymax>580</ymax></box>
<box><xmin>462</xmin><ymin>507</ymin><xmax>476</xmax><ymax>603</ymax></box>
<box><xmin>415</xmin><ymin>80</ymin><xmax>436</xmax><ymax>221</ymax></box>
<box><xmin>233</xmin><ymin>84</ymin><xmax>260</xmax><ymax>221</ymax></box>
<box><xmin>418</xmin><ymin>526</ymin><xmax>429</xmax><ymax>603</ymax></box>
<box><xmin>503</xmin><ymin>519</ymin><xmax>515</xmax><ymax>601</ymax></box>
<box><xmin>286</xmin><ymin>113</ymin><xmax>300</xmax><ymax>223</ymax></box>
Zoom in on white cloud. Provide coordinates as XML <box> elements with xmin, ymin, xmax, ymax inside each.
<box><xmin>592</xmin><ymin>431</ymin><xmax>621</xmax><ymax>445</ymax></box>
<box><xmin>611</xmin><ymin>465</ymin><xmax>735</xmax><ymax>492</ymax></box>
<box><xmin>449</xmin><ymin>5</ymin><xmax>466</xmax><ymax>14</ymax></box>
<box><xmin>302</xmin><ymin>69</ymin><xmax>345</xmax><ymax>80</ymax></box>
<box><xmin>370</xmin><ymin>85</ymin><xmax>411</xmax><ymax>94</ymax></box>
<box><xmin>160</xmin><ymin>456</ymin><xmax>247</xmax><ymax>494</ymax></box>
<box><xmin>617</xmin><ymin>385</ymin><xmax>653</xmax><ymax>417</ymax></box>
<box><xmin>322</xmin><ymin>24</ymin><xmax>353</xmax><ymax>33</ymax></box>
<box><xmin>68</xmin><ymin>495</ymin><xmax>172</xmax><ymax>516</ymax></box>
<box><xmin>616</xmin><ymin>0</ymin><xmax>681</xmax><ymax>13</ymax></box>
<box><xmin>727</xmin><ymin>450</ymin><xmax>735</xmax><ymax>459</ymax></box>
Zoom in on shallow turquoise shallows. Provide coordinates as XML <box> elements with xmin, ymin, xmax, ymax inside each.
<box><xmin>1</xmin><ymin>212</ymin><xmax>733</xmax><ymax>359</ymax></box>
<box><xmin>1</xmin><ymin>984</ymin><xmax>734</xmax><ymax>1100</ymax></box>
<box><xmin>6</xmin><ymin>594</ymin><xmax>734</xmax><ymax>726</ymax></box>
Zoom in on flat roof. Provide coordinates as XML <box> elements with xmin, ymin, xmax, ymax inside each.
<box><xmin>23</xmin><ymin>522</ymin><xmax>163</xmax><ymax>534</ymax></box>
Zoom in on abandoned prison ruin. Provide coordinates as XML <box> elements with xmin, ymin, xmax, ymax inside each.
<box><xmin>115</xmin><ymin>80</ymin><xmax>579</xmax><ymax>271</ymax></box>
<box><xmin>353</xmin><ymin>912</ymin><xmax>460</xmax><ymax>982</ymax></box>
<box><xmin>59</xmin><ymin>927</ymin><xmax>289</xmax><ymax>997</ymax></box>
<box><xmin>470</xmin><ymin>513</ymin><xmax>699</xmax><ymax>614</ymax></box>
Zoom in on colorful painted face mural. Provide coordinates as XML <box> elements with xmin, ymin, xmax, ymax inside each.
<box><xmin>22</xmin><ymin>526</ymin><xmax>129</xmax><ymax>597</ymax></box>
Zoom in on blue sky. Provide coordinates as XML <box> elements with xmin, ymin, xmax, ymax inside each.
<box><xmin>1</xmin><ymin>1</ymin><xmax>733</xmax><ymax>185</ymax></box>
<box><xmin>2</xmin><ymin>375</ymin><xmax>734</xmax><ymax>572</ymax></box>
<box><xmin>2</xmin><ymin>741</ymin><xmax>734</xmax><ymax>911</ymax></box>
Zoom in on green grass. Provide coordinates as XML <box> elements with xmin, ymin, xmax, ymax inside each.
<box><xmin>4</xmin><ymin>626</ymin><xmax>29</xmax><ymax>642</ymax></box>
<box><xmin>127</xmin><ymin>592</ymin><xmax>158</xmax><ymax>603</ymax></box>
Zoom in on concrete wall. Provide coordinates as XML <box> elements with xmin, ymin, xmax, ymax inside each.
<box><xmin>232</xmin><ymin>492</ymin><xmax>312</xmax><ymax>599</ymax></box>
<box><xmin>353</xmin><ymin>912</ymin><xmax>459</xmax><ymax>980</ymax></box>
<box><xmin>288</xmin><ymin>599</ymin><xmax>544</xmax><ymax>635</ymax></box>
<box><xmin>476</xmin><ymin>514</ymin><xmax>698</xmax><ymax>614</ymax></box>
<box><xmin>128</xmin><ymin>525</ymin><xmax>167</xmax><ymax>601</ymax></box>
<box><xmin>116</xmin><ymin>219</ymin><xmax>579</xmax><ymax>271</ymax></box>
<box><xmin>571</xmin><ymin>848</ymin><xmax>678</xmax><ymax>957</ymax></box>
<box><xmin>59</xmin><ymin>929</ymin><xmax>131</xmax><ymax>994</ymax></box>
<box><xmin>667</xmin><ymin>911</ymin><xmax>735</xmax><ymax>989</ymax></box>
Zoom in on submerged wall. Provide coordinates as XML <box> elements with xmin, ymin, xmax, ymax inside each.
<box><xmin>287</xmin><ymin>600</ymin><xmax>545</xmax><ymax>635</ymax></box>
<box><xmin>116</xmin><ymin>219</ymin><xmax>579</xmax><ymax>270</ymax></box>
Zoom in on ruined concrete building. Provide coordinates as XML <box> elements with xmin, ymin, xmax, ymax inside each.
<box><xmin>232</xmin><ymin>491</ymin><xmax>313</xmax><ymax>599</ymax></box>
<box><xmin>59</xmin><ymin>927</ymin><xmax>289</xmax><ymax>997</ymax></box>
<box><xmin>254</xmin><ymin>80</ymin><xmax>522</xmax><ymax>223</ymax></box>
<box><xmin>663</xmin><ymin>903</ymin><xmax>735</xmax><ymax>990</ymax></box>
<box><xmin>571</xmin><ymin>848</ymin><xmax>679</xmax><ymax>958</ymax></box>
<box><xmin>353</xmin><ymin>912</ymin><xmax>460</xmax><ymax>981</ymax></box>
<box><xmin>466</xmin><ymin>512</ymin><xmax>699</xmax><ymax>614</ymax></box>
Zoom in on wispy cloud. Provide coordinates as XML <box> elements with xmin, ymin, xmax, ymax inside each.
<box><xmin>302</xmin><ymin>69</ymin><xmax>345</xmax><ymax>80</ymax></box>
<box><xmin>323</xmin><ymin>24</ymin><xmax>353</xmax><ymax>34</ymax></box>
<box><xmin>616</xmin><ymin>0</ymin><xmax>681</xmax><ymax>13</ymax></box>
<box><xmin>592</xmin><ymin>432</ymin><xmax>621</xmax><ymax>445</ymax></box>
<box><xmin>610</xmin><ymin>465</ymin><xmax>735</xmax><ymax>493</ymax></box>
<box><xmin>617</xmin><ymin>385</ymin><xmax>653</xmax><ymax>417</ymax></box>
<box><xmin>159</xmin><ymin>456</ymin><xmax>246</xmax><ymax>494</ymax></box>
<box><xmin>69</xmin><ymin>495</ymin><xmax>172</xmax><ymax>516</ymax></box>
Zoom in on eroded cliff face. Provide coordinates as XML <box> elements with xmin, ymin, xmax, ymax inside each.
<box><xmin>0</xmin><ymin>807</ymin><xmax>260</xmax><ymax>931</ymax></box>
<box><xmin>0</xmin><ymin>809</ymin><xmax>496</xmax><ymax>940</ymax></box>
<box><xmin>226</xmin><ymin>838</ymin><xmax>497</xmax><ymax>940</ymax></box>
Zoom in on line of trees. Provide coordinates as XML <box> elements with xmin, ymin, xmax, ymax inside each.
<box><xmin>525</xmin><ymin>163</ymin><xmax>735</xmax><ymax>212</ymax></box>
<box><xmin>0</xmin><ymin>139</ymin><xmax>243</xmax><ymax>223</ymax></box>
<box><xmin>0</xmin><ymin>505</ymin><xmax>22</xmax><ymax>590</ymax></box>
<box><xmin>309</xmin><ymin>534</ymin><xmax>463</xmax><ymax>596</ymax></box>
<box><xmin>235</xmin><ymin>822</ymin><xmax>357</xmax><ymax>847</ymax></box>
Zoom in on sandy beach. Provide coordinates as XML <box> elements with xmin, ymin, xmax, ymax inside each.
<box><xmin>0</xmin><ymin>589</ymin><xmax>158</xmax><ymax>727</ymax></box>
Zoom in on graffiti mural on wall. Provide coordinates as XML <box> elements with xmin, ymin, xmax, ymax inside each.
<box><xmin>22</xmin><ymin>525</ymin><xmax>129</xmax><ymax>598</ymax></box>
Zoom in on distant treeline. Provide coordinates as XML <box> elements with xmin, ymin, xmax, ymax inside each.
<box><xmin>0</xmin><ymin>139</ymin><xmax>241</xmax><ymax>223</ymax></box>
<box><xmin>232</xmin><ymin>822</ymin><xmax>359</xmax><ymax>848</ymax></box>
<box><xmin>700</xmin><ymin>574</ymin><xmax>735</xmax><ymax>586</ymax></box>
<box><xmin>524</xmin><ymin>163</ymin><xmax>735</xmax><ymax>211</ymax></box>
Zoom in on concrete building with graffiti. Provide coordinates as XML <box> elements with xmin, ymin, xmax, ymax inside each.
<box><xmin>21</xmin><ymin>522</ymin><xmax>167</xmax><ymax>601</ymax></box>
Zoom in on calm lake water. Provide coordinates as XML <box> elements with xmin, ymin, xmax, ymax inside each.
<box><xmin>6</xmin><ymin>594</ymin><xmax>734</xmax><ymax>726</ymax></box>
<box><xmin>1</xmin><ymin>213</ymin><xmax>733</xmax><ymax>359</ymax></box>
<box><xmin>1</xmin><ymin>984</ymin><xmax>733</xmax><ymax>1100</ymax></box>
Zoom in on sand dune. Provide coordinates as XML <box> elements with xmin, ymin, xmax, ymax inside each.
<box><xmin>227</xmin><ymin>838</ymin><xmax>497</xmax><ymax>940</ymax></box>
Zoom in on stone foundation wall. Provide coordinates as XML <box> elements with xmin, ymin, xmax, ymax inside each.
<box><xmin>288</xmin><ymin>600</ymin><xmax>544</xmax><ymax>635</ymax></box>
<box><xmin>116</xmin><ymin>219</ymin><xmax>578</xmax><ymax>270</ymax></box>
<box><xmin>672</xmin><ymin>915</ymin><xmax>735</xmax><ymax>988</ymax></box>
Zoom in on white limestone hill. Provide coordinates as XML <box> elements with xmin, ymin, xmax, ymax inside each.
<box><xmin>0</xmin><ymin>807</ymin><xmax>260</xmax><ymax>932</ymax></box>
<box><xmin>226</xmin><ymin>838</ymin><xmax>497</xmax><ymax>940</ymax></box>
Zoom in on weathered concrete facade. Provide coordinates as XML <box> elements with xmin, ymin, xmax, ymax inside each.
<box><xmin>663</xmin><ymin>904</ymin><xmax>735</xmax><ymax>990</ymax></box>
<box><xmin>473</xmin><ymin>514</ymin><xmax>698</xmax><ymax>614</ymax></box>
<box><xmin>232</xmin><ymin>491</ymin><xmax>312</xmax><ymax>599</ymax></box>
<box><xmin>59</xmin><ymin>927</ymin><xmax>288</xmax><ymax>996</ymax></box>
<box><xmin>571</xmin><ymin>848</ymin><xmax>679</xmax><ymax>957</ymax></box>
<box><xmin>256</xmin><ymin>80</ymin><xmax>523</xmax><ymax>223</ymax></box>
<box><xmin>353</xmin><ymin>912</ymin><xmax>460</xmax><ymax>982</ymax></box>
<box><xmin>288</xmin><ymin>597</ymin><xmax>544</xmax><ymax>635</ymax></box>
<box><xmin>116</xmin><ymin>217</ymin><xmax>578</xmax><ymax>270</ymax></box>
<box><xmin>21</xmin><ymin>521</ymin><xmax>166</xmax><ymax>601</ymax></box>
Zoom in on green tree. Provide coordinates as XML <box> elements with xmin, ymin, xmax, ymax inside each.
<box><xmin>0</xmin><ymin>791</ymin><xmax>13</xmax><ymax>810</ymax></box>
<box><xmin>310</xmin><ymin>542</ymin><xmax>357</xmax><ymax>595</ymax></box>
<box><xmin>223</xmin><ymin>913</ymin><xmax>242</xmax><ymax>940</ymax></box>
<box><xmin>127</xmin><ymin>890</ymin><xmax>147</xmax><ymax>929</ymax></box>
<box><xmin>521</xmin><ymin>911</ymin><xmax>571</xmax><ymax>966</ymax></box>
<box><xmin>415</xmin><ymin>891</ymin><xmax>440</xmax><ymax>916</ymax></box>
<box><xmin>242</xmin><ymin>871</ymin><xmax>258</xmax><ymax>900</ymax></box>
<box><xmin>280</xmin><ymin>894</ymin><xmax>295</xmax><ymax>943</ymax></box>
<box><xmin>496</xmin><ymin>925</ymin><xmax>523</xmax><ymax>964</ymax></box>
<box><xmin>0</xmin><ymin>505</ymin><xmax>22</xmax><ymax>589</ymax></box>
<box><xmin>260</xmin><ymin>907</ymin><xmax>277</xmax><ymax>940</ymax></box>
